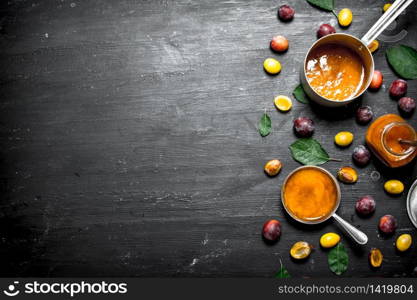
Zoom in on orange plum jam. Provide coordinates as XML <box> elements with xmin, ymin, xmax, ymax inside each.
<box><xmin>306</xmin><ymin>44</ymin><xmax>365</xmax><ymax>101</ymax></box>
<box><xmin>283</xmin><ymin>168</ymin><xmax>338</xmax><ymax>222</ymax></box>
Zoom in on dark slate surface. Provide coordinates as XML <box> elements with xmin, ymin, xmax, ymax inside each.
<box><xmin>0</xmin><ymin>0</ymin><xmax>416</xmax><ymax>277</ymax></box>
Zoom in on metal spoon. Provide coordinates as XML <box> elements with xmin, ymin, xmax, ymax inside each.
<box><xmin>398</xmin><ymin>139</ymin><xmax>417</xmax><ymax>146</ymax></box>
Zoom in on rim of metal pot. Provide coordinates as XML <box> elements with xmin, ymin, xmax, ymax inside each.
<box><xmin>406</xmin><ymin>179</ymin><xmax>417</xmax><ymax>229</ymax></box>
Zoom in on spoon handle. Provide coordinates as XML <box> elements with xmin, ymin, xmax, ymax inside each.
<box><xmin>399</xmin><ymin>139</ymin><xmax>417</xmax><ymax>146</ymax></box>
<box><xmin>332</xmin><ymin>213</ymin><xmax>368</xmax><ymax>245</ymax></box>
<box><xmin>361</xmin><ymin>0</ymin><xmax>414</xmax><ymax>46</ymax></box>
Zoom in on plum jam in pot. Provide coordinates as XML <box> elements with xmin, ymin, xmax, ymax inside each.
<box><xmin>366</xmin><ymin>114</ymin><xmax>416</xmax><ymax>168</ymax></box>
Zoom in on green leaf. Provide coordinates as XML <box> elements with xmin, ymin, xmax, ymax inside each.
<box><xmin>306</xmin><ymin>0</ymin><xmax>334</xmax><ymax>11</ymax></box>
<box><xmin>275</xmin><ymin>260</ymin><xmax>291</xmax><ymax>278</ymax></box>
<box><xmin>259</xmin><ymin>112</ymin><xmax>271</xmax><ymax>137</ymax></box>
<box><xmin>386</xmin><ymin>45</ymin><xmax>417</xmax><ymax>79</ymax></box>
<box><xmin>328</xmin><ymin>243</ymin><xmax>349</xmax><ymax>275</ymax></box>
<box><xmin>275</xmin><ymin>266</ymin><xmax>291</xmax><ymax>278</ymax></box>
<box><xmin>289</xmin><ymin>138</ymin><xmax>330</xmax><ymax>165</ymax></box>
<box><xmin>293</xmin><ymin>84</ymin><xmax>309</xmax><ymax>104</ymax></box>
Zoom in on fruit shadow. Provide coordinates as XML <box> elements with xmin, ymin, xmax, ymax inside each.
<box><xmin>372</xmin><ymin>155</ymin><xmax>417</xmax><ymax>188</ymax></box>
<box><xmin>341</xmin><ymin>230</ymin><xmax>367</xmax><ymax>256</ymax></box>
<box><xmin>377</xmin><ymin>229</ymin><xmax>396</xmax><ymax>240</ymax></box>
<box><xmin>368</xmin><ymin>264</ymin><xmax>382</xmax><ymax>273</ymax></box>
<box><xmin>289</xmin><ymin>255</ymin><xmax>311</xmax><ymax>265</ymax></box>
<box><xmin>270</xmin><ymin>45</ymin><xmax>288</xmax><ymax>54</ymax></box>
<box><xmin>308</xmin><ymin>97</ymin><xmax>361</xmax><ymax>121</ymax></box>
<box><xmin>395</xmin><ymin>248</ymin><xmax>408</xmax><ymax>257</ymax></box>
<box><xmin>398</xmin><ymin>109</ymin><xmax>415</xmax><ymax>119</ymax></box>
<box><xmin>355</xmin><ymin>211</ymin><xmax>376</xmax><ymax>220</ymax></box>
<box><xmin>262</xmin><ymin>235</ymin><xmax>281</xmax><ymax>246</ymax></box>
<box><xmin>263</xmin><ymin>69</ymin><xmax>280</xmax><ymax>77</ymax></box>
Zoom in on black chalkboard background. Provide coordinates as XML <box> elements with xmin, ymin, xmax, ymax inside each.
<box><xmin>0</xmin><ymin>0</ymin><xmax>416</xmax><ymax>277</ymax></box>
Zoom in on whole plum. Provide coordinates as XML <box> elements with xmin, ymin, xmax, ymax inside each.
<box><xmin>398</xmin><ymin>97</ymin><xmax>416</xmax><ymax>114</ymax></box>
<box><xmin>389</xmin><ymin>79</ymin><xmax>407</xmax><ymax>98</ymax></box>
<box><xmin>264</xmin><ymin>159</ymin><xmax>282</xmax><ymax>177</ymax></box>
<box><xmin>369</xmin><ymin>70</ymin><xmax>383</xmax><ymax>90</ymax></box>
<box><xmin>262</xmin><ymin>220</ymin><xmax>281</xmax><ymax>242</ymax></box>
<box><xmin>378</xmin><ymin>215</ymin><xmax>397</xmax><ymax>235</ymax></box>
<box><xmin>352</xmin><ymin>145</ymin><xmax>371</xmax><ymax>166</ymax></box>
<box><xmin>355</xmin><ymin>196</ymin><xmax>376</xmax><ymax>216</ymax></box>
<box><xmin>356</xmin><ymin>106</ymin><xmax>373</xmax><ymax>124</ymax></box>
<box><xmin>293</xmin><ymin>117</ymin><xmax>314</xmax><ymax>137</ymax></box>
<box><xmin>278</xmin><ymin>5</ymin><xmax>295</xmax><ymax>21</ymax></box>
<box><xmin>270</xmin><ymin>35</ymin><xmax>289</xmax><ymax>52</ymax></box>
<box><xmin>317</xmin><ymin>24</ymin><xmax>336</xmax><ymax>38</ymax></box>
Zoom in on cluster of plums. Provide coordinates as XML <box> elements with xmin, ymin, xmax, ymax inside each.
<box><xmin>262</xmin><ymin>195</ymin><xmax>397</xmax><ymax>242</ymax></box>
<box><xmin>371</xmin><ymin>71</ymin><xmax>415</xmax><ymax>115</ymax></box>
<box><xmin>354</xmin><ymin>196</ymin><xmax>397</xmax><ymax>235</ymax></box>
<box><xmin>389</xmin><ymin>79</ymin><xmax>415</xmax><ymax>114</ymax></box>
<box><xmin>292</xmin><ymin>117</ymin><xmax>372</xmax><ymax>166</ymax></box>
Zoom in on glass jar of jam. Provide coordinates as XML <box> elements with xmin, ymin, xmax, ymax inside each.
<box><xmin>366</xmin><ymin>114</ymin><xmax>416</xmax><ymax>168</ymax></box>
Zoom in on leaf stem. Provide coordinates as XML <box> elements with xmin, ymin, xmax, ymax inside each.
<box><xmin>328</xmin><ymin>157</ymin><xmax>342</xmax><ymax>162</ymax></box>
<box><xmin>332</xmin><ymin>10</ymin><xmax>338</xmax><ymax>19</ymax></box>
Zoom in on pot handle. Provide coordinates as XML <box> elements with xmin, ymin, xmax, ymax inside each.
<box><xmin>361</xmin><ymin>0</ymin><xmax>414</xmax><ymax>46</ymax></box>
<box><xmin>332</xmin><ymin>213</ymin><xmax>368</xmax><ymax>245</ymax></box>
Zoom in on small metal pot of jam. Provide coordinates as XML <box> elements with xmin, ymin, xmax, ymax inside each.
<box><xmin>281</xmin><ymin>166</ymin><xmax>368</xmax><ymax>245</ymax></box>
<box><xmin>301</xmin><ymin>33</ymin><xmax>374</xmax><ymax>107</ymax></box>
<box><xmin>300</xmin><ymin>0</ymin><xmax>413</xmax><ymax>107</ymax></box>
